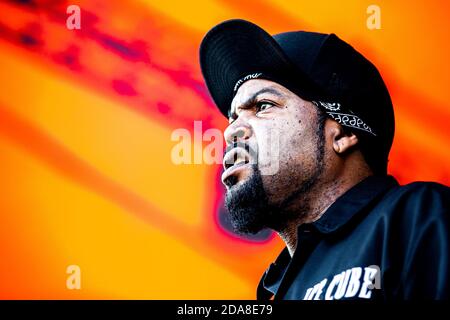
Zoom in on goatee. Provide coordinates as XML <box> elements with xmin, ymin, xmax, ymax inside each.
<box><xmin>225</xmin><ymin>165</ymin><xmax>280</xmax><ymax>234</ymax></box>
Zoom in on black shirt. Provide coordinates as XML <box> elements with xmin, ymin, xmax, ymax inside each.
<box><xmin>257</xmin><ymin>175</ymin><xmax>449</xmax><ymax>300</ymax></box>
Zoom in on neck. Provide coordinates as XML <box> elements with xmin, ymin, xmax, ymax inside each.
<box><xmin>277</xmin><ymin>171</ymin><xmax>371</xmax><ymax>257</ymax></box>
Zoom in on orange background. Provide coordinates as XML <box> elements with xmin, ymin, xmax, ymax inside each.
<box><xmin>0</xmin><ymin>0</ymin><xmax>449</xmax><ymax>299</ymax></box>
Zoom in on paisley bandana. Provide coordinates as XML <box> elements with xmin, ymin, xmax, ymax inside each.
<box><xmin>312</xmin><ymin>101</ymin><xmax>376</xmax><ymax>136</ymax></box>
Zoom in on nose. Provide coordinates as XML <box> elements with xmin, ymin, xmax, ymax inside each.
<box><xmin>224</xmin><ymin>121</ymin><xmax>253</xmax><ymax>146</ymax></box>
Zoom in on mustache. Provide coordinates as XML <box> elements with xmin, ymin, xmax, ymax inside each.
<box><xmin>223</xmin><ymin>141</ymin><xmax>258</xmax><ymax>160</ymax></box>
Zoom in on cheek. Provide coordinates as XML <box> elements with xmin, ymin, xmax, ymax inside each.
<box><xmin>268</xmin><ymin>118</ymin><xmax>320</xmax><ymax>174</ymax></box>
<box><xmin>248</xmin><ymin>118</ymin><xmax>281</xmax><ymax>176</ymax></box>
<box><xmin>251</xmin><ymin>116</ymin><xmax>308</xmax><ymax>174</ymax></box>
<box><xmin>250</xmin><ymin>118</ymin><xmax>291</xmax><ymax>153</ymax></box>
<box><xmin>276</xmin><ymin>116</ymin><xmax>311</xmax><ymax>157</ymax></box>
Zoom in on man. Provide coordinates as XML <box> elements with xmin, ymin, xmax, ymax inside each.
<box><xmin>199</xmin><ymin>19</ymin><xmax>449</xmax><ymax>300</ymax></box>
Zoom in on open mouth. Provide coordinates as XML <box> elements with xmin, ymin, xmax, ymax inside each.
<box><xmin>222</xmin><ymin>147</ymin><xmax>252</xmax><ymax>185</ymax></box>
<box><xmin>223</xmin><ymin>147</ymin><xmax>250</xmax><ymax>169</ymax></box>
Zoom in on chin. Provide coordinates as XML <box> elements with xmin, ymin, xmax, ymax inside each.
<box><xmin>224</xmin><ymin>164</ymin><xmax>275</xmax><ymax>235</ymax></box>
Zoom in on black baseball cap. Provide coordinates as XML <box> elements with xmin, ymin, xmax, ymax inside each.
<box><xmin>199</xmin><ymin>19</ymin><xmax>395</xmax><ymax>172</ymax></box>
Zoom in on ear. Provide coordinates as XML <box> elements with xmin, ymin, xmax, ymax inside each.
<box><xmin>328</xmin><ymin>121</ymin><xmax>359</xmax><ymax>154</ymax></box>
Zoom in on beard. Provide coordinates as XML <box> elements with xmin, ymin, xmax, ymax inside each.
<box><xmin>224</xmin><ymin>165</ymin><xmax>274</xmax><ymax>234</ymax></box>
<box><xmin>224</xmin><ymin>163</ymin><xmax>321</xmax><ymax>235</ymax></box>
<box><xmin>224</xmin><ymin>112</ymin><xmax>326</xmax><ymax>235</ymax></box>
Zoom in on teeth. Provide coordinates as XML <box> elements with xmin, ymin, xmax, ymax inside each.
<box><xmin>223</xmin><ymin>148</ymin><xmax>250</xmax><ymax>170</ymax></box>
<box><xmin>234</xmin><ymin>154</ymin><xmax>246</xmax><ymax>166</ymax></box>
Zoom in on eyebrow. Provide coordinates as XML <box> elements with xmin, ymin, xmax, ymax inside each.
<box><xmin>228</xmin><ymin>87</ymin><xmax>284</xmax><ymax>119</ymax></box>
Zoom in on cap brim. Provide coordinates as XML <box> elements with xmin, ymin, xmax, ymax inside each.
<box><xmin>200</xmin><ymin>19</ymin><xmax>320</xmax><ymax>118</ymax></box>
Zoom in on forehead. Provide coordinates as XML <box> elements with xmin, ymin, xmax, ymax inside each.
<box><xmin>230</xmin><ymin>79</ymin><xmax>292</xmax><ymax>111</ymax></box>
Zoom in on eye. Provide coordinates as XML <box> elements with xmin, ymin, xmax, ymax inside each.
<box><xmin>256</xmin><ymin>101</ymin><xmax>274</xmax><ymax>113</ymax></box>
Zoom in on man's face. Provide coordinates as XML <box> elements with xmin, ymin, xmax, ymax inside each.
<box><xmin>222</xmin><ymin>79</ymin><xmax>327</xmax><ymax>234</ymax></box>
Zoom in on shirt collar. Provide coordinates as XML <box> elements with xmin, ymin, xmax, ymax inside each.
<box><xmin>257</xmin><ymin>174</ymin><xmax>399</xmax><ymax>299</ymax></box>
<box><xmin>311</xmin><ymin>174</ymin><xmax>399</xmax><ymax>234</ymax></box>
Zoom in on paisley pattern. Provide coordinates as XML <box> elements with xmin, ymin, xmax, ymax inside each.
<box><xmin>313</xmin><ymin>101</ymin><xmax>376</xmax><ymax>136</ymax></box>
